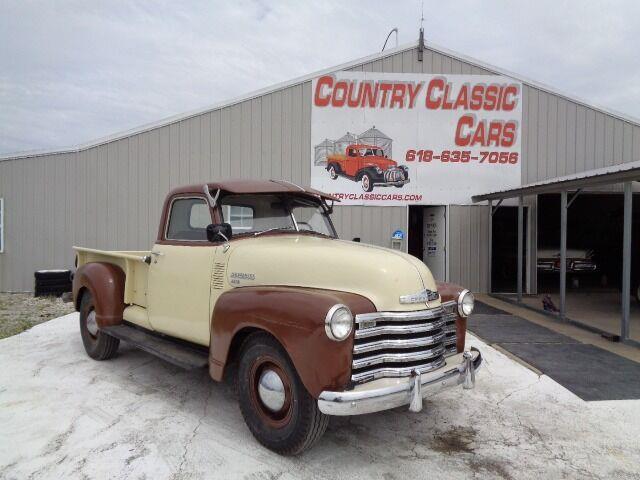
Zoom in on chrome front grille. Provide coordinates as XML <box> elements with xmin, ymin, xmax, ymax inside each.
<box><xmin>441</xmin><ymin>301</ymin><xmax>458</xmax><ymax>356</ymax></box>
<box><xmin>383</xmin><ymin>168</ymin><xmax>406</xmax><ymax>183</ymax></box>
<box><xmin>351</xmin><ymin>302</ymin><xmax>458</xmax><ymax>384</ymax></box>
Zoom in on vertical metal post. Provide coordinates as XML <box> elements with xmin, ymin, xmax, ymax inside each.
<box><xmin>621</xmin><ymin>182</ymin><xmax>632</xmax><ymax>341</ymax></box>
<box><xmin>488</xmin><ymin>199</ymin><xmax>493</xmax><ymax>294</ymax></box>
<box><xmin>517</xmin><ymin>196</ymin><xmax>523</xmax><ymax>303</ymax></box>
<box><xmin>560</xmin><ymin>191</ymin><xmax>567</xmax><ymax>320</ymax></box>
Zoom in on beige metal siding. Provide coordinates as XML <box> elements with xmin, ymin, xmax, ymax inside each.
<box><xmin>448</xmin><ymin>205</ymin><xmax>490</xmax><ymax>293</ymax></box>
<box><xmin>331</xmin><ymin>206</ymin><xmax>407</xmax><ymax>249</ymax></box>
<box><xmin>1</xmin><ymin>45</ymin><xmax>639</xmax><ymax>292</ymax></box>
<box><xmin>522</xmin><ymin>85</ymin><xmax>640</xmax><ymax>184</ymax></box>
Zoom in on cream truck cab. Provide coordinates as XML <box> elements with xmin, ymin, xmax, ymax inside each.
<box><xmin>72</xmin><ymin>179</ymin><xmax>481</xmax><ymax>455</ymax></box>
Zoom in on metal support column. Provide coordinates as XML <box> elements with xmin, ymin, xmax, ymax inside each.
<box><xmin>560</xmin><ymin>191</ymin><xmax>567</xmax><ymax>320</ymax></box>
<box><xmin>517</xmin><ymin>195</ymin><xmax>523</xmax><ymax>303</ymax></box>
<box><xmin>488</xmin><ymin>200</ymin><xmax>492</xmax><ymax>293</ymax></box>
<box><xmin>621</xmin><ymin>182</ymin><xmax>632</xmax><ymax>341</ymax></box>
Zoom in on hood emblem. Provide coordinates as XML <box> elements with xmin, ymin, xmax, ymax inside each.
<box><xmin>399</xmin><ymin>288</ymin><xmax>439</xmax><ymax>304</ymax></box>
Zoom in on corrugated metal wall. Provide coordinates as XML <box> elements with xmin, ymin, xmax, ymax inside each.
<box><xmin>448</xmin><ymin>205</ymin><xmax>490</xmax><ymax>293</ymax></box>
<box><xmin>522</xmin><ymin>86</ymin><xmax>640</xmax><ymax>183</ymax></box>
<box><xmin>1</xmin><ymin>44</ymin><xmax>639</xmax><ymax>292</ymax></box>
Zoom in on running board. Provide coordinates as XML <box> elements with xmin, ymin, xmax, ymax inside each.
<box><xmin>102</xmin><ymin>324</ymin><xmax>209</xmax><ymax>370</ymax></box>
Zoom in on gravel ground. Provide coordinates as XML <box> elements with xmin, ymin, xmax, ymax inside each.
<box><xmin>0</xmin><ymin>293</ymin><xmax>75</xmax><ymax>339</ymax></box>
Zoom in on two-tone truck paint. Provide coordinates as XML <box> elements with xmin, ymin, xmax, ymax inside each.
<box><xmin>72</xmin><ymin>179</ymin><xmax>480</xmax><ymax>455</ymax></box>
<box><xmin>326</xmin><ymin>144</ymin><xmax>410</xmax><ymax>192</ymax></box>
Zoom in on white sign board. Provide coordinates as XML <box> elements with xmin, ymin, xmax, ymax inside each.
<box><xmin>311</xmin><ymin>72</ymin><xmax>522</xmax><ymax>205</ymax></box>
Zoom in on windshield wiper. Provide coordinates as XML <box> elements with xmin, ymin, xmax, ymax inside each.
<box><xmin>296</xmin><ymin>229</ymin><xmax>332</xmax><ymax>238</ymax></box>
<box><xmin>253</xmin><ymin>227</ymin><xmax>295</xmax><ymax>237</ymax></box>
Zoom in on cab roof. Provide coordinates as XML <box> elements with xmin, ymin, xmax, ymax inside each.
<box><xmin>169</xmin><ymin>179</ymin><xmax>339</xmax><ymax>202</ymax></box>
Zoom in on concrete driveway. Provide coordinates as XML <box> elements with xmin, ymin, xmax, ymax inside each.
<box><xmin>1</xmin><ymin>314</ymin><xmax>638</xmax><ymax>479</ymax></box>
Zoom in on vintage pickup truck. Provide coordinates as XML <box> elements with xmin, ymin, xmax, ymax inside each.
<box><xmin>72</xmin><ymin>179</ymin><xmax>480</xmax><ymax>455</ymax></box>
<box><xmin>326</xmin><ymin>144</ymin><xmax>409</xmax><ymax>192</ymax></box>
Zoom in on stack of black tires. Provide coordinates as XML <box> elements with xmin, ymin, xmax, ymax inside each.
<box><xmin>34</xmin><ymin>270</ymin><xmax>72</xmax><ymax>297</ymax></box>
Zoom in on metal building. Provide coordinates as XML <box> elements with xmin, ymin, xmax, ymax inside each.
<box><xmin>1</xmin><ymin>40</ymin><xmax>640</xmax><ymax>300</ymax></box>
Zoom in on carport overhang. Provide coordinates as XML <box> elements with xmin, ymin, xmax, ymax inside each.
<box><xmin>472</xmin><ymin>160</ymin><xmax>640</xmax><ymax>346</ymax></box>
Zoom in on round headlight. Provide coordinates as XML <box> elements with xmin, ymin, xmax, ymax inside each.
<box><xmin>457</xmin><ymin>290</ymin><xmax>474</xmax><ymax>317</ymax></box>
<box><xmin>325</xmin><ymin>304</ymin><xmax>353</xmax><ymax>341</ymax></box>
<box><xmin>375</xmin><ymin>166</ymin><xmax>383</xmax><ymax>174</ymax></box>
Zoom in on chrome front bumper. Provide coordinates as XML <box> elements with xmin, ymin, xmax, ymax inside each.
<box><xmin>317</xmin><ymin>347</ymin><xmax>482</xmax><ymax>416</ymax></box>
<box><xmin>373</xmin><ymin>179</ymin><xmax>411</xmax><ymax>187</ymax></box>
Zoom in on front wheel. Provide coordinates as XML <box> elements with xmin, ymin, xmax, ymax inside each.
<box><xmin>328</xmin><ymin>165</ymin><xmax>338</xmax><ymax>180</ymax></box>
<box><xmin>237</xmin><ymin>333</ymin><xmax>328</xmax><ymax>455</ymax></box>
<box><xmin>79</xmin><ymin>291</ymin><xmax>120</xmax><ymax>360</ymax></box>
<box><xmin>360</xmin><ymin>172</ymin><xmax>374</xmax><ymax>192</ymax></box>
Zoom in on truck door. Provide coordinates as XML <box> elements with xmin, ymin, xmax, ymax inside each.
<box><xmin>147</xmin><ymin>196</ymin><xmax>216</xmax><ymax>345</ymax></box>
<box><xmin>345</xmin><ymin>147</ymin><xmax>358</xmax><ymax>177</ymax></box>
<box><xmin>356</xmin><ymin>148</ymin><xmax>366</xmax><ymax>176</ymax></box>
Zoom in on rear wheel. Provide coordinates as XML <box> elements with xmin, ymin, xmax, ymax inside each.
<box><xmin>360</xmin><ymin>172</ymin><xmax>373</xmax><ymax>192</ymax></box>
<box><xmin>79</xmin><ymin>291</ymin><xmax>120</xmax><ymax>360</ymax></box>
<box><xmin>237</xmin><ymin>333</ymin><xmax>328</xmax><ymax>455</ymax></box>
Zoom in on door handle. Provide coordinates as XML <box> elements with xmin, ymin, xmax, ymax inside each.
<box><xmin>150</xmin><ymin>251</ymin><xmax>165</xmax><ymax>263</ymax></box>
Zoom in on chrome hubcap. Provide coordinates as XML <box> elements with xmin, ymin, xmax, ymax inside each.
<box><xmin>86</xmin><ymin>310</ymin><xmax>99</xmax><ymax>336</ymax></box>
<box><xmin>257</xmin><ymin>369</ymin><xmax>286</xmax><ymax>412</ymax></box>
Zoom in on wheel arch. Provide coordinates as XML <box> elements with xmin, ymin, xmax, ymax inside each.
<box><xmin>355</xmin><ymin>167</ymin><xmax>376</xmax><ymax>181</ymax></box>
<box><xmin>72</xmin><ymin>262</ymin><xmax>126</xmax><ymax>328</ymax></box>
<box><xmin>209</xmin><ymin>286</ymin><xmax>376</xmax><ymax>398</ymax></box>
<box><xmin>330</xmin><ymin>162</ymin><xmax>342</xmax><ymax>172</ymax></box>
<box><xmin>75</xmin><ymin>285</ymin><xmax>88</xmax><ymax>311</ymax></box>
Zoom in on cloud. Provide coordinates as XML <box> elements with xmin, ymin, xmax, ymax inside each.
<box><xmin>1</xmin><ymin>0</ymin><xmax>639</xmax><ymax>154</ymax></box>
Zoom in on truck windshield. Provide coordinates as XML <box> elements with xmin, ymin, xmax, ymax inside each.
<box><xmin>363</xmin><ymin>148</ymin><xmax>382</xmax><ymax>156</ymax></box>
<box><xmin>220</xmin><ymin>194</ymin><xmax>336</xmax><ymax>237</ymax></box>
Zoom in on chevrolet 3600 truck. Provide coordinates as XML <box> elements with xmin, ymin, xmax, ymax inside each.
<box><xmin>72</xmin><ymin>179</ymin><xmax>480</xmax><ymax>455</ymax></box>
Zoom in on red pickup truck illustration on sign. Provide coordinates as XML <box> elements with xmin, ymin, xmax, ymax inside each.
<box><xmin>326</xmin><ymin>144</ymin><xmax>410</xmax><ymax>192</ymax></box>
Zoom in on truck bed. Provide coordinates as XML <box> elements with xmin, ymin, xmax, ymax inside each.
<box><xmin>74</xmin><ymin>246</ymin><xmax>150</xmax><ymax>308</ymax></box>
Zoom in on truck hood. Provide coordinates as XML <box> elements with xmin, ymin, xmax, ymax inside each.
<box><xmin>223</xmin><ymin>235</ymin><xmax>439</xmax><ymax>312</ymax></box>
<box><xmin>364</xmin><ymin>157</ymin><xmax>398</xmax><ymax>169</ymax></box>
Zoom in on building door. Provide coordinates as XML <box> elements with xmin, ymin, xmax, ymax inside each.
<box><xmin>423</xmin><ymin>206</ymin><xmax>447</xmax><ymax>281</ymax></box>
<box><xmin>492</xmin><ymin>206</ymin><xmax>528</xmax><ymax>293</ymax></box>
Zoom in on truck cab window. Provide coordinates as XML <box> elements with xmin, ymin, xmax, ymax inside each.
<box><xmin>220</xmin><ymin>194</ymin><xmax>336</xmax><ymax>237</ymax></box>
<box><xmin>166</xmin><ymin>198</ymin><xmax>210</xmax><ymax>241</ymax></box>
<box><xmin>222</xmin><ymin>205</ymin><xmax>254</xmax><ymax>231</ymax></box>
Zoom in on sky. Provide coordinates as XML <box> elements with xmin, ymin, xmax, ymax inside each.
<box><xmin>1</xmin><ymin>0</ymin><xmax>639</xmax><ymax>155</ymax></box>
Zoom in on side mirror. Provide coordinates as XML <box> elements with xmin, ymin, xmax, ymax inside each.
<box><xmin>207</xmin><ymin>223</ymin><xmax>232</xmax><ymax>242</ymax></box>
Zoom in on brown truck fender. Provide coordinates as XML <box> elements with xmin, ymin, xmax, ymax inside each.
<box><xmin>436</xmin><ymin>281</ymin><xmax>468</xmax><ymax>354</ymax></box>
<box><xmin>72</xmin><ymin>262</ymin><xmax>126</xmax><ymax>328</ymax></box>
<box><xmin>209</xmin><ymin>286</ymin><xmax>376</xmax><ymax>398</ymax></box>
